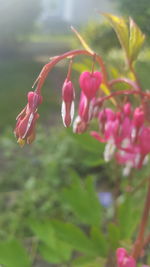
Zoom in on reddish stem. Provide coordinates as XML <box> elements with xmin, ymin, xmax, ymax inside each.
<box><xmin>66</xmin><ymin>59</ymin><xmax>73</xmax><ymax>81</ymax></box>
<box><xmin>109</xmin><ymin>78</ymin><xmax>140</xmax><ymax>91</ymax></box>
<box><xmin>131</xmin><ymin>178</ymin><xmax>150</xmax><ymax>260</ymax></box>
<box><xmin>32</xmin><ymin>49</ymin><xmax>108</xmax><ymax>94</ymax></box>
<box><xmin>95</xmin><ymin>89</ymin><xmax>150</xmax><ymax>107</ymax></box>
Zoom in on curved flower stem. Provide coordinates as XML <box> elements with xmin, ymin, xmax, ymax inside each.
<box><xmin>95</xmin><ymin>89</ymin><xmax>150</xmax><ymax>106</ymax></box>
<box><xmin>32</xmin><ymin>49</ymin><xmax>109</xmax><ymax>94</ymax></box>
<box><xmin>109</xmin><ymin>78</ymin><xmax>140</xmax><ymax>91</ymax></box>
<box><xmin>131</xmin><ymin>178</ymin><xmax>150</xmax><ymax>260</ymax></box>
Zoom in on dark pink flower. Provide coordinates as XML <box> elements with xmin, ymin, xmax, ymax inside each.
<box><xmin>139</xmin><ymin>127</ymin><xmax>150</xmax><ymax>155</ymax></box>
<box><xmin>14</xmin><ymin>91</ymin><xmax>42</xmax><ymax>146</ymax></box>
<box><xmin>133</xmin><ymin>107</ymin><xmax>145</xmax><ymax>128</ymax></box>
<box><xmin>79</xmin><ymin>71</ymin><xmax>102</xmax><ymax>100</ymax></box>
<box><xmin>116</xmin><ymin>248</ymin><xmax>136</xmax><ymax>267</ymax></box>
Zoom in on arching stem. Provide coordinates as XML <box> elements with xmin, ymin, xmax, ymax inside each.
<box><xmin>32</xmin><ymin>49</ymin><xmax>108</xmax><ymax>94</ymax></box>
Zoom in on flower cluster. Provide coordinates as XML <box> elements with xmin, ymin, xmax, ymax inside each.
<box><xmin>14</xmin><ymin>48</ymin><xmax>150</xmax><ymax>177</ymax></box>
<box><xmin>91</xmin><ymin>102</ymin><xmax>150</xmax><ymax>175</ymax></box>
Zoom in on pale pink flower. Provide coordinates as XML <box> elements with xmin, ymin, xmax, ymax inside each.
<box><xmin>61</xmin><ymin>79</ymin><xmax>75</xmax><ymax>127</ymax></box>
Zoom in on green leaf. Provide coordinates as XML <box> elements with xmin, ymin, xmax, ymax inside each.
<box><xmin>90</xmin><ymin>227</ymin><xmax>108</xmax><ymax>257</ymax></box>
<box><xmin>108</xmin><ymin>223</ymin><xmax>120</xmax><ymax>250</ymax></box>
<box><xmin>129</xmin><ymin>18</ymin><xmax>145</xmax><ymax>63</ymax></box>
<box><xmin>118</xmin><ymin>195</ymin><xmax>141</xmax><ymax>239</ymax></box>
<box><xmin>39</xmin><ymin>242</ymin><xmax>71</xmax><ymax>264</ymax></box>
<box><xmin>73</xmin><ymin>256</ymin><xmax>106</xmax><ymax>267</ymax></box>
<box><xmin>61</xmin><ymin>176</ymin><xmax>102</xmax><ymax>226</ymax></box>
<box><xmin>103</xmin><ymin>14</ymin><xmax>145</xmax><ymax>64</ymax></box>
<box><xmin>30</xmin><ymin>220</ymin><xmax>54</xmax><ymax>245</ymax></box>
<box><xmin>71</xmin><ymin>26</ymin><xmax>94</xmax><ymax>54</ymax></box>
<box><xmin>30</xmin><ymin>220</ymin><xmax>72</xmax><ymax>263</ymax></box>
<box><xmin>51</xmin><ymin>220</ymin><xmax>98</xmax><ymax>256</ymax></box>
<box><xmin>103</xmin><ymin>13</ymin><xmax>129</xmax><ymax>57</ymax></box>
<box><xmin>0</xmin><ymin>240</ymin><xmax>31</xmax><ymax>267</ymax></box>
<box><xmin>71</xmin><ymin>132</ymin><xmax>105</xmax><ymax>154</ymax></box>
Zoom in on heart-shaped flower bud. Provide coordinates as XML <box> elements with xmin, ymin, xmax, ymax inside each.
<box><xmin>79</xmin><ymin>71</ymin><xmax>102</xmax><ymax>100</ymax></box>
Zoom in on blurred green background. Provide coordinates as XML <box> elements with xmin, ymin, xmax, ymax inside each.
<box><xmin>0</xmin><ymin>0</ymin><xmax>150</xmax><ymax>266</ymax></box>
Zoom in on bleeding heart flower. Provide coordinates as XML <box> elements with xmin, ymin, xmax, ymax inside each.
<box><xmin>79</xmin><ymin>71</ymin><xmax>102</xmax><ymax>100</ymax></box>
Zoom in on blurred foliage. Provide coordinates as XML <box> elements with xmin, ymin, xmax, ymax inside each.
<box><xmin>0</xmin><ymin>126</ymin><xmax>106</xmax><ymax>240</ymax></box>
<box><xmin>72</xmin><ymin>21</ymin><xmax>120</xmax><ymax>54</ymax></box>
<box><xmin>115</xmin><ymin>0</ymin><xmax>150</xmax><ymax>38</ymax></box>
<box><xmin>0</xmin><ymin>126</ymin><xmax>149</xmax><ymax>266</ymax></box>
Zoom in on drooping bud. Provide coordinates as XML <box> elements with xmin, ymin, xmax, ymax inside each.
<box><xmin>79</xmin><ymin>71</ymin><xmax>102</xmax><ymax>100</ymax></box>
<box><xmin>28</xmin><ymin>91</ymin><xmax>43</xmax><ymax>111</ymax></box>
<box><xmin>123</xmin><ymin>102</ymin><xmax>132</xmax><ymax>117</ymax></box>
<box><xmin>105</xmin><ymin>108</ymin><xmax>116</xmax><ymax>121</ymax></box>
<box><xmin>133</xmin><ymin>107</ymin><xmax>145</xmax><ymax>128</ymax></box>
<box><xmin>139</xmin><ymin>127</ymin><xmax>150</xmax><ymax>155</ymax></box>
<box><xmin>14</xmin><ymin>91</ymin><xmax>42</xmax><ymax>146</ymax></box>
<box><xmin>61</xmin><ymin>79</ymin><xmax>75</xmax><ymax>127</ymax></box>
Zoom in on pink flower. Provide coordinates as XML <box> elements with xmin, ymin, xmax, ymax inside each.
<box><xmin>133</xmin><ymin>107</ymin><xmax>145</xmax><ymax>128</ymax></box>
<box><xmin>61</xmin><ymin>79</ymin><xmax>75</xmax><ymax>127</ymax></box>
<box><xmin>79</xmin><ymin>71</ymin><xmax>102</xmax><ymax>100</ymax></box>
<box><xmin>123</xmin><ymin>102</ymin><xmax>132</xmax><ymax>117</ymax></box>
<box><xmin>14</xmin><ymin>91</ymin><xmax>42</xmax><ymax>146</ymax></box>
<box><xmin>116</xmin><ymin>248</ymin><xmax>136</xmax><ymax>267</ymax></box>
<box><xmin>139</xmin><ymin>127</ymin><xmax>150</xmax><ymax>155</ymax></box>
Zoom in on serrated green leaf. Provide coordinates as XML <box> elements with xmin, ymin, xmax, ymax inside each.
<box><xmin>29</xmin><ymin>220</ymin><xmax>54</xmax><ymax>245</ymax></box>
<box><xmin>29</xmin><ymin>220</ymin><xmax>72</xmax><ymax>263</ymax></box>
<box><xmin>103</xmin><ymin>14</ymin><xmax>145</xmax><ymax>64</ymax></box>
<box><xmin>90</xmin><ymin>227</ymin><xmax>108</xmax><ymax>257</ymax></box>
<box><xmin>118</xmin><ymin>196</ymin><xmax>141</xmax><ymax>239</ymax></box>
<box><xmin>103</xmin><ymin>13</ymin><xmax>129</xmax><ymax>57</ymax></box>
<box><xmin>0</xmin><ymin>240</ymin><xmax>31</xmax><ymax>267</ymax></box>
<box><xmin>129</xmin><ymin>18</ymin><xmax>145</xmax><ymax>63</ymax></box>
<box><xmin>72</xmin><ymin>255</ymin><xmax>96</xmax><ymax>266</ymax></box>
<box><xmin>61</xmin><ymin>176</ymin><xmax>102</xmax><ymax>226</ymax></box>
<box><xmin>73</xmin><ymin>256</ymin><xmax>106</xmax><ymax>267</ymax></box>
<box><xmin>71</xmin><ymin>132</ymin><xmax>105</xmax><ymax>154</ymax></box>
<box><xmin>108</xmin><ymin>223</ymin><xmax>120</xmax><ymax>250</ymax></box>
<box><xmin>39</xmin><ymin>242</ymin><xmax>71</xmax><ymax>264</ymax></box>
<box><xmin>51</xmin><ymin>220</ymin><xmax>98</xmax><ymax>256</ymax></box>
